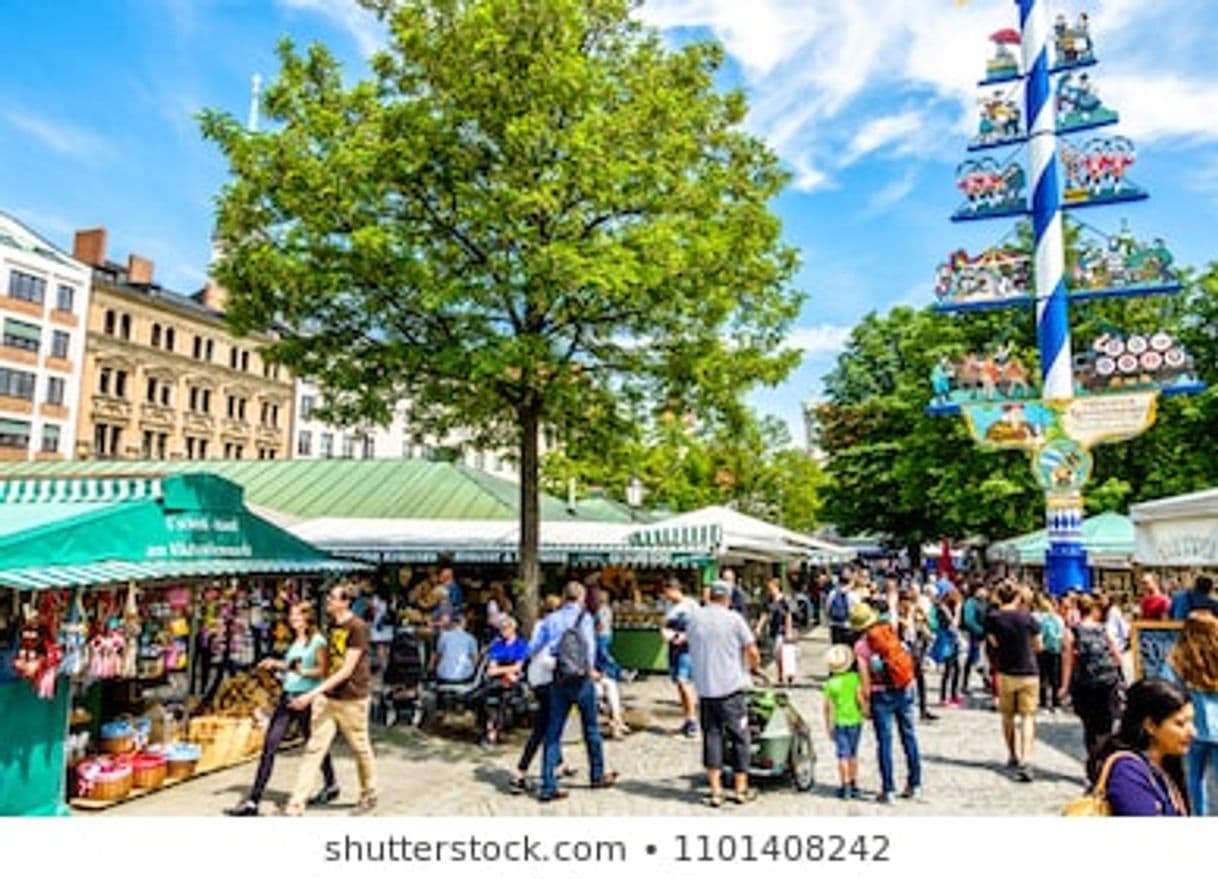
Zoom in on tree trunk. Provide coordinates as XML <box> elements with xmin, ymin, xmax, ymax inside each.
<box><xmin>517</xmin><ymin>405</ymin><xmax>542</xmax><ymax>636</ymax></box>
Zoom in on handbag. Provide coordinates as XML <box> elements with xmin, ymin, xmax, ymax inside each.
<box><xmin>1061</xmin><ymin>751</ymin><xmax>1127</xmax><ymax>817</ymax></box>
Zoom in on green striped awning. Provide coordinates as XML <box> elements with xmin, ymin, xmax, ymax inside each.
<box><xmin>3</xmin><ymin>318</ymin><xmax>41</xmax><ymax>344</ymax></box>
<box><xmin>0</xmin><ymin>558</ymin><xmax>359</xmax><ymax>590</ymax></box>
<box><xmin>628</xmin><ymin>523</ymin><xmax>722</xmax><ymax>550</ymax></box>
<box><xmin>0</xmin><ymin>477</ymin><xmax>162</xmax><ymax>504</ymax></box>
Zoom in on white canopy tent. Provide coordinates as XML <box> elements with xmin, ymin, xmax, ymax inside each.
<box><xmin>628</xmin><ymin>505</ymin><xmax>854</xmax><ymax>564</ymax></box>
<box><xmin>1131</xmin><ymin>488</ymin><xmax>1218</xmax><ymax>566</ymax></box>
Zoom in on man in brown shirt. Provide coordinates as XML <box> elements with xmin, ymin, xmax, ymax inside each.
<box><xmin>284</xmin><ymin>583</ymin><xmax>377</xmax><ymax>815</ymax></box>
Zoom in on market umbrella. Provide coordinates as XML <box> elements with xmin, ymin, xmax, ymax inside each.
<box><xmin>990</xmin><ymin>28</ymin><xmax>1021</xmax><ymax>44</ymax></box>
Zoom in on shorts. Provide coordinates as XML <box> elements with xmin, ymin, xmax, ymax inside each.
<box><xmin>997</xmin><ymin>674</ymin><xmax>1039</xmax><ymax>718</ymax></box>
<box><xmin>833</xmin><ymin>724</ymin><xmax>862</xmax><ymax>760</ymax></box>
<box><xmin>669</xmin><ymin>651</ymin><xmax>693</xmax><ymax>683</ymax></box>
<box><xmin>699</xmin><ymin>691</ymin><xmax>749</xmax><ymax>772</ymax></box>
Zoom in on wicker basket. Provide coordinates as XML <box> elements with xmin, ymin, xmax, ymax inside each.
<box><xmin>132</xmin><ymin>753</ymin><xmax>167</xmax><ymax>790</ymax></box>
<box><xmin>163</xmin><ymin>743</ymin><xmax>201</xmax><ymax>781</ymax></box>
<box><xmin>77</xmin><ymin>760</ymin><xmax>133</xmax><ymax>801</ymax></box>
<box><xmin>189</xmin><ymin>716</ymin><xmax>252</xmax><ymax>773</ymax></box>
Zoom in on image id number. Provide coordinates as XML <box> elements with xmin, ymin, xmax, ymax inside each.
<box><xmin>674</xmin><ymin>834</ymin><xmax>890</xmax><ymax>863</ymax></box>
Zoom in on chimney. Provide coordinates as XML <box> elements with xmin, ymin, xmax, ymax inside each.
<box><xmin>127</xmin><ymin>254</ymin><xmax>154</xmax><ymax>285</ymax></box>
<box><xmin>199</xmin><ymin>279</ymin><xmax>228</xmax><ymax>312</ymax></box>
<box><xmin>73</xmin><ymin>228</ymin><xmax>107</xmax><ymax>266</ymax></box>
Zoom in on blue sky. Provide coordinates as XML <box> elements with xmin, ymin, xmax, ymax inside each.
<box><xmin>3</xmin><ymin>0</ymin><xmax>1217</xmax><ymax>443</ymax></box>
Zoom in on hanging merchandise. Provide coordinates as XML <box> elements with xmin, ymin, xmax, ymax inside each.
<box><xmin>60</xmin><ymin>591</ymin><xmax>88</xmax><ymax>679</ymax></box>
<box><xmin>121</xmin><ymin>583</ymin><xmax>141</xmax><ymax>680</ymax></box>
<box><xmin>88</xmin><ymin>592</ymin><xmax>126</xmax><ymax>681</ymax></box>
<box><xmin>12</xmin><ymin>592</ymin><xmax>64</xmax><ymax>699</ymax></box>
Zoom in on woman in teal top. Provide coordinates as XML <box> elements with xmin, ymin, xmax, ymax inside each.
<box><xmin>226</xmin><ymin>601</ymin><xmax>337</xmax><ymax>816</ymax></box>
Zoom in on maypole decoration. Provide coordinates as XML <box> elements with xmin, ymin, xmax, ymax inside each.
<box><xmin>929</xmin><ymin>2</ymin><xmax>1204</xmax><ymax>594</ymax></box>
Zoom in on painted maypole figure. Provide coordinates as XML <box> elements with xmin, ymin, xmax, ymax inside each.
<box><xmin>930</xmin><ymin>1</ymin><xmax>1204</xmax><ymax>595</ymax></box>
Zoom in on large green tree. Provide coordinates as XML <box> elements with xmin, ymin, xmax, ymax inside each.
<box><xmin>200</xmin><ymin>0</ymin><xmax>802</xmax><ymax>627</ymax></box>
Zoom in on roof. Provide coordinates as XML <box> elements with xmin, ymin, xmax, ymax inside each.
<box><xmin>629</xmin><ymin>504</ymin><xmax>853</xmax><ymax>562</ymax></box>
<box><xmin>988</xmin><ymin>512</ymin><xmax>1134</xmax><ymax>566</ymax></box>
<box><xmin>570</xmin><ymin>494</ymin><xmax>664</xmax><ymax>524</ymax></box>
<box><xmin>0</xmin><ymin>473</ymin><xmax>361</xmax><ymax>589</ymax></box>
<box><xmin>1130</xmin><ymin>487</ymin><xmax>1218</xmax><ymax>523</ymax></box>
<box><xmin>0</xmin><ymin>211</ymin><xmax>86</xmax><ymax>271</ymax></box>
<box><xmin>0</xmin><ymin>459</ymin><xmax>584</xmax><ymax>522</ymax></box>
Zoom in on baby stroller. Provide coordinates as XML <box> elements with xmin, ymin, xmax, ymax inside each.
<box><xmin>374</xmin><ymin>628</ymin><xmax>427</xmax><ymax>727</ymax></box>
<box><xmin>725</xmin><ymin>684</ymin><xmax>816</xmax><ymax>791</ymax></box>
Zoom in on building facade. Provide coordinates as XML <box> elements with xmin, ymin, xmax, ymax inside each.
<box><xmin>0</xmin><ymin>212</ymin><xmax>92</xmax><ymax>461</ymax></box>
<box><xmin>71</xmin><ymin>228</ymin><xmax>294</xmax><ymax>461</ymax></box>
<box><xmin>291</xmin><ymin>380</ymin><xmax>524</xmax><ymax>480</ymax></box>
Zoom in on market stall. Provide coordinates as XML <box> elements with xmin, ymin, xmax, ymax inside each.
<box><xmin>0</xmin><ymin>473</ymin><xmax>362</xmax><ymax>816</ymax></box>
<box><xmin>987</xmin><ymin>511</ymin><xmax>1135</xmax><ymax>590</ymax></box>
<box><xmin>1131</xmin><ymin>487</ymin><xmax>1218</xmax><ymax>567</ymax></box>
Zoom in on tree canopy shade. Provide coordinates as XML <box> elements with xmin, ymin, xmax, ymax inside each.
<box><xmin>200</xmin><ymin>0</ymin><xmax>803</xmax><ymax>628</ymax></box>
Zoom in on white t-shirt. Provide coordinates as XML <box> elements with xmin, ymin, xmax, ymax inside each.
<box><xmin>686</xmin><ymin>604</ymin><xmax>755</xmax><ymax>699</ymax></box>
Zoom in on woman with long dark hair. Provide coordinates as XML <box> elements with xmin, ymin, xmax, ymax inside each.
<box><xmin>1164</xmin><ymin>613</ymin><xmax>1218</xmax><ymax>815</ymax></box>
<box><xmin>1088</xmin><ymin>678</ymin><xmax>1194</xmax><ymax>817</ymax></box>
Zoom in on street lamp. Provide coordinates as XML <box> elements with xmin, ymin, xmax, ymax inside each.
<box><xmin>625</xmin><ymin>476</ymin><xmax>644</xmax><ymax>519</ymax></box>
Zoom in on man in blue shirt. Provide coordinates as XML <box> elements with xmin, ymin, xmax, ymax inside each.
<box><xmin>528</xmin><ymin>580</ymin><xmax>619</xmax><ymax>801</ymax></box>
<box><xmin>1171</xmin><ymin>575</ymin><xmax>1218</xmax><ymax>621</ymax></box>
<box><xmin>433</xmin><ymin>614</ymin><xmax>478</xmax><ymax>683</ymax></box>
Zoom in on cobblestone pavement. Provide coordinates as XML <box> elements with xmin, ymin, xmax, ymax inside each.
<box><xmin>98</xmin><ymin>628</ymin><xmax>1091</xmax><ymax>818</ymax></box>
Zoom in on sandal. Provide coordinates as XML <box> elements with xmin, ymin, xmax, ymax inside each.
<box><xmin>730</xmin><ymin>788</ymin><xmax>759</xmax><ymax>805</ymax></box>
<box><xmin>701</xmin><ymin>792</ymin><xmax>725</xmax><ymax>808</ymax></box>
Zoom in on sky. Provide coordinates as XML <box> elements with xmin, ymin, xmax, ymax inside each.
<box><xmin>2</xmin><ymin>0</ymin><xmax>1217</xmax><ymax>444</ymax></box>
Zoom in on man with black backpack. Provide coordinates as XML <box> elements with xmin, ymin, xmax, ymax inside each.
<box><xmin>826</xmin><ymin>573</ymin><xmax>859</xmax><ymax>646</ymax></box>
<box><xmin>527</xmin><ymin>580</ymin><xmax>619</xmax><ymax>803</ymax></box>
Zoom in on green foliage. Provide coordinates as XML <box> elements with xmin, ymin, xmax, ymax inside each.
<box><xmin>819</xmin><ymin>260</ymin><xmax>1218</xmax><ymax>550</ymax></box>
<box><xmin>199</xmin><ymin>0</ymin><xmax>803</xmax><ymax>622</ymax></box>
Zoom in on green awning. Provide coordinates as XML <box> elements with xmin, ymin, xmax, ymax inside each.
<box><xmin>3</xmin><ymin>318</ymin><xmax>41</xmax><ymax>344</ymax></box>
<box><xmin>0</xmin><ymin>473</ymin><xmax>366</xmax><ymax>590</ymax></box>
<box><xmin>988</xmin><ymin>512</ymin><xmax>1134</xmax><ymax>566</ymax></box>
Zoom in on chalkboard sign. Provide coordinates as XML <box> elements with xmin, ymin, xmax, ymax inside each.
<box><xmin>1131</xmin><ymin>621</ymin><xmax>1184</xmax><ymax>679</ymax></box>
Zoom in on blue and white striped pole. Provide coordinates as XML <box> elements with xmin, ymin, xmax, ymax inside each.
<box><xmin>1020</xmin><ymin>0</ymin><xmax>1088</xmax><ymax>594</ymax></box>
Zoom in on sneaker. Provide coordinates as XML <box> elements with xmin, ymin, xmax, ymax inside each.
<box><xmin>680</xmin><ymin>720</ymin><xmax>698</xmax><ymax>738</ymax></box>
<box><xmin>951</xmin><ymin>697</ymin><xmax>965</xmax><ymax>707</ymax></box>
<box><xmin>875</xmin><ymin>791</ymin><xmax>895</xmax><ymax>805</ymax></box>
<box><xmin>620</xmin><ymin>669</ymin><xmax>639</xmax><ymax>683</ymax></box>
<box><xmin>307</xmin><ymin>785</ymin><xmax>340</xmax><ymax>807</ymax></box>
<box><xmin>849</xmin><ymin>784</ymin><xmax>862</xmax><ymax>800</ymax></box>
<box><xmin>224</xmin><ymin>800</ymin><xmax>260</xmax><ymax>817</ymax></box>
<box><xmin>349</xmin><ymin>795</ymin><xmax>378</xmax><ymax>816</ymax></box>
<box><xmin>900</xmin><ymin>785</ymin><xmax>922</xmax><ymax>800</ymax></box>
<box><xmin>837</xmin><ymin>785</ymin><xmax>848</xmax><ymax>800</ymax></box>
<box><xmin>1015</xmin><ymin>765</ymin><xmax>1034</xmax><ymax>783</ymax></box>
<box><xmin>507</xmin><ymin>776</ymin><xmax>530</xmax><ymax>796</ymax></box>
<box><xmin>1006</xmin><ymin>757</ymin><xmax>1019</xmax><ymax>769</ymax></box>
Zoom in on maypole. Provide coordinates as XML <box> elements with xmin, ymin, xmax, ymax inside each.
<box><xmin>929</xmin><ymin>2</ymin><xmax>1204</xmax><ymax>594</ymax></box>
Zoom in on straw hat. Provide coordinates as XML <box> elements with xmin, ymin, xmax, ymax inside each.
<box><xmin>825</xmin><ymin>644</ymin><xmax>854</xmax><ymax>675</ymax></box>
<box><xmin>849</xmin><ymin>602</ymin><xmax>879</xmax><ymax>632</ymax></box>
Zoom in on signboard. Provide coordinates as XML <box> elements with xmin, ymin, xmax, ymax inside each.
<box><xmin>1131</xmin><ymin>620</ymin><xmax>1183</xmax><ymax>680</ymax></box>
<box><xmin>1134</xmin><ymin>520</ymin><xmax>1218</xmax><ymax>566</ymax></box>
<box><xmin>1033</xmin><ymin>438</ymin><xmax>1093</xmax><ymax>491</ymax></box>
<box><xmin>1062</xmin><ymin>392</ymin><xmax>1157</xmax><ymax>446</ymax></box>
<box><xmin>961</xmin><ymin>400</ymin><xmax>1058</xmax><ymax>450</ymax></box>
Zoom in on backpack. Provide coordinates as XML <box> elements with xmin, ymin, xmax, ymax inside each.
<box><xmin>865</xmin><ymin>622</ymin><xmax>915</xmax><ymax>691</ymax></box>
<box><xmin>555</xmin><ymin>611</ymin><xmax>591</xmax><ymax>685</ymax></box>
<box><xmin>1040</xmin><ymin>614</ymin><xmax>1064</xmax><ymax>654</ymax></box>
<box><xmin>828</xmin><ymin>589</ymin><xmax>850</xmax><ymax>625</ymax></box>
<box><xmin>1071</xmin><ymin>625</ymin><xmax>1121</xmax><ymax>690</ymax></box>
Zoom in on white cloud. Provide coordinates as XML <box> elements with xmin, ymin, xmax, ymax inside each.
<box><xmin>786</xmin><ymin>323</ymin><xmax>853</xmax><ymax>358</ymax></box>
<box><xmin>277</xmin><ymin>0</ymin><xmax>384</xmax><ymax>56</ymax></box>
<box><xmin>637</xmin><ymin>0</ymin><xmax>1218</xmax><ymax>189</ymax></box>
<box><xmin>862</xmin><ymin>168</ymin><xmax>918</xmax><ymax>218</ymax></box>
<box><xmin>2</xmin><ymin>110</ymin><xmax>114</xmax><ymax>163</ymax></box>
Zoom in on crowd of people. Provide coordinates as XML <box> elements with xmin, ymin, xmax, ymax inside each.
<box><xmin>216</xmin><ymin>562</ymin><xmax>1218</xmax><ymax>817</ymax></box>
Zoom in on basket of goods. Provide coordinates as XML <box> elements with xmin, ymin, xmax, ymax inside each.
<box><xmin>213</xmin><ymin>670</ymin><xmax>280</xmax><ymax>716</ymax></box>
<box><xmin>99</xmin><ymin>719</ymin><xmax>136</xmax><ymax>755</ymax></box>
<box><xmin>76</xmin><ymin>757</ymin><xmax>133</xmax><ymax>801</ymax></box>
<box><xmin>162</xmin><ymin>743</ymin><xmax>201</xmax><ymax>781</ymax></box>
<box><xmin>131</xmin><ymin>752</ymin><xmax>167</xmax><ymax>790</ymax></box>
<box><xmin>189</xmin><ymin>716</ymin><xmax>253</xmax><ymax>773</ymax></box>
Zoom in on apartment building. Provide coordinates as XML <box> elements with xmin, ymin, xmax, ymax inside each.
<box><xmin>71</xmin><ymin>227</ymin><xmax>294</xmax><ymax>461</ymax></box>
<box><xmin>0</xmin><ymin>212</ymin><xmax>91</xmax><ymax>460</ymax></box>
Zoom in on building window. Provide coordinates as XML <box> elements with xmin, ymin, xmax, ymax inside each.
<box><xmin>205</xmin><ymin>339</ymin><xmax>214</xmax><ymax>361</ymax></box>
<box><xmin>185</xmin><ymin>436</ymin><xmax>195</xmax><ymax>459</ymax></box>
<box><xmin>51</xmin><ymin>330</ymin><xmax>69</xmax><ymax>359</ymax></box>
<box><xmin>45</xmin><ymin>376</ymin><xmax>65</xmax><ymax>406</ymax></box>
<box><xmin>160</xmin><ymin>383</ymin><xmax>171</xmax><ymax>407</ymax></box>
<box><xmin>0</xmin><ymin>367</ymin><xmax>37</xmax><ymax>400</ymax></box>
<box><xmin>119</xmin><ymin>314</ymin><xmax>132</xmax><ymax>340</ymax></box>
<box><xmin>0</xmin><ymin>418</ymin><xmax>31</xmax><ymax>450</ymax></box>
<box><xmin>402</xmin><ymin>441</ymin><xmax>413</xmax><ymax>459</ymax></box>
<box><xmin>189</xmin><ymin>387</ymin><xmax>198</xmax><ymax>411</ymax></box>
<box><xmin>2</xmin><ymin>318</ymin><xmax>41</xmax><ymax>352</ymax></box>
<box><xmin>164</xmin><ymin>327</ymin><xmax>175</xmax><ymax>352</ymax></box>
<box><xmin>362</xmin><ymin>435</ymin><xmax>375</xmax><ymax>458</ymax></box>
<box><xmin>271</xmin><ymin>404</ymin><xmax>279</xmax><ymax>428</ymax></box>
<box><xmin>320</xmin><ymin>433</ymin><xmax>334</xmax><ymax>458</ymax></box>
<box><xmin>200</xmin><ymin>389</ymin><xmax>210</xmax><ymax>413</ymax></box>
<box><xmin>141</xmin><ymin>430</ymin><xmax>153</xmax><ymax>458</ymax></box>
<box><xmin>157</xmin><ymin>432</ymin><xmax>167</xmax><ymax>459</ymax></box>
<box><xmin>300</xmin><ymin>395</ymin><xmax>315</xmax><ymax>419</ymax></box>
<box><xmin>55</xmin><ymin>285</ymin><xmax>74</xmax><ymax>313</ymax></box>
<box><xmin>238</xmin><ymin>398</ymin><xmax>247</xmax><ymax>421</ymax></box>
<box><xmin>41</xmin><ymin>423</ymin><xmax>60</xmax><ymax>453</ymax></box>
<box><xmin>198</xmin><ymin>438</ymin><xmax>208</xmax><ymax>458</ymax></box>
<box><xmin>341</xmin><ymin>436</ymin><xmax>355</xmax><ymax>458</ymax></box>
<box><xmin>229</xmin><ymin>347</ymin><xmax>238</xmax><ymax>369</ymax></box>
<box><xmin>146</xmin><ymin>377</ymin><xmax>158</xmax><ymax>404</ymax></box>
<box><xmin>104</xmin><ymin>310</ymin><xmax>116</xmax><ymax>335</ymax></box>
<box><xmin>235</xmin><ymin>444</ymin><xmax>244</xmax><ymax>460</ymax></box>
<box><xmin>93</xmin><ymin>424</ymin><xmax>121</xmax><ymax>458</ymax></box>
<box><xmin>227</xmin><ymin>395</ymin><xmax>235</xmax><ymax>418</ymax></box>
<box><xmin>240</xmin><ymin>351</ymin><xmax>250</xmax><ymax>372</ymax></box>
<box><xmin>151</xmin><ymin>323</ymin><xmax>162</xmax><ymax>348</ymax></box>
<box><xmin>114</xmin><ymin>370</ymin><xmax>127</xmax><ymax>399</ymax></box>
<box><xmin>98</xmin><ymin>367</ymin><xmax>111</xmax><ymax>395</ymax></box>
<box><xmin>297</xmin><ymin>430</ymin><xmax>312</xmax><ymax>456</ymax></box>
<box><xmin>193</xmin><ymin>336</ymin><xmax>202</xmax><ymax>359</ymax></box>
<box><xmin>7</xmin><ymin>270</ymin><xmax>46</xmax><ymax>304</ymax></box>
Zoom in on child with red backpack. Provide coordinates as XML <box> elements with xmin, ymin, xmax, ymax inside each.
<box><xmin>851</xmin><ymin>601</ymin><xmax>923</xmax><ymax>804</ymax></box>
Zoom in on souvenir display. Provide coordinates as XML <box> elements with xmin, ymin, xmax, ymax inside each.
<box><xmin>11</xmin><ymin>592</ymin><xmax>63</xmax><ymax>699</ymax></box>
<box><xmin>934</xmin><ymin>246</ymin><xmax>1031</xmax><ymax>308</ymax></box>
<box><xmin>953</xmin><ymin>157</ymin><xmax>1027</xmax><ymax>220</ymax></box>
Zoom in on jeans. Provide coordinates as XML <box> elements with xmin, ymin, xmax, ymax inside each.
<box><xmin>962</xmin><ymin>633</ymin><xmax>982</xmax><ymax>692</ymax></box>
<box><xmin>249</xmin><ymin>694</ymin><xmax>335</xmax><ymax>804</ymax></box>
<box><xmin>595</xmin><ymin>634</ymin><xmax>624</xmax><ymax>681</ymax></box>
<box><xmin>541</xmin><ymin>678</ymin><xmax>605</xmax><ymax>797</ymax></box>
<box><xmin>517</xmin><ymin>684</ymin><xmax>560</xmax><ymax>773</ymax></box>
<box><xmin>1187</xmin><ymin>739</ymin><xmax>1218</xmax><ymax>816</ymax></box>
<box><xmin>870</xmin><ymin>687</ymin><xmax>922</xmax><ymax>794</ymax></box>
<box><xmin>940</xmin><ymin>656</ymin><xmax>960</xmax><ymax>702</ymax></box>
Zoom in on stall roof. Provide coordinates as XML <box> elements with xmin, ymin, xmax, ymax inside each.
<box><xmin>987</xmin><ymin>512</ymin><xmax>1134</xmax><ymax>566</ymax></box>
<box><xmin>1130</xmin><ymin>487</ymin><xmax>1218</xmax><ymax>566</ymax></box>
<box><xmin>0</xmin><ymin>460</ymin><xmax>596</xmax><ymax>523</ymax></box>
<box><xmin>0</xmin><ymin>474</ymin><xmax>361</xmax><ymax>589</ymax></box>
<box><xmin>628</xmin><ymin>505</ymin><xmax>853</xmax><ymax>562</ymax></box>
<box><xmin>1130</xmin><ymin>487</ymin><xmax>1218</xmax><ymax>523</ymax></box>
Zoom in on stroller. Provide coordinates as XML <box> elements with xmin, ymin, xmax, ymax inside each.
<box><xmin>373</xmin><ymin>628</ymin><xmax>427</xmax><ymax>727</ymax></box>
